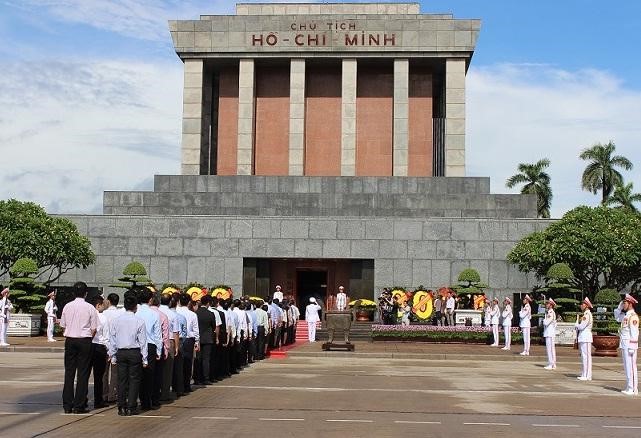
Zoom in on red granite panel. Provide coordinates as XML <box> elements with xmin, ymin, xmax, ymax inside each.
<box><xmin>216</xmin><ymin>67</ymin><xmax>239</xmax><ymax>175</ymax></box>
<box><xmin>408</xmin><ymin>67</ymin><xmax>433</xmax><ymax>176</ymax></box>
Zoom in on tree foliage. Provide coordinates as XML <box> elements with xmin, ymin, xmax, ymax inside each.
<box><xmin>112</xmin><ymin>261</ymin><xmax>151</xmax><ymax>289</ymax></box>
<box><xmin>506</xmin><ymin>158</ymin><xmax>552</xmax><ymax>218</ymax></box>
<box><xmin>0</xmin><ymin>199</ymin><xmax>96</xmax><ymax>284</ymax></box>
<box><xmin>9</xmin><ymin>257</ymin><xmax>46</xmax><ymax>313</ymax></box>
<box><xmin>579</xmin><ymin>141</ymin><xmax>633</xmax><ymax>204</ymax></box>
<box><xmin>508</xmin><ymin>206</ymin><xmax>641</xmax><ymax>297</ymax></box>
<box><xmin>604</xmin><ymin>182</ymin><xmax>641</xmax><ymax>213</ymax></box>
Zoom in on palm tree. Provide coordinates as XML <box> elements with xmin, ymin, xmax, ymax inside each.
<box><xmin>506</xmin><ymin>158</ymin><xmax>552</xmax><ymax>218</ymax></box>
<box><xmin>579</xmin><ymin>141</ymin><xmax>633</xmax><ymax>204</ymax></box>
<box><xmin>604</xmin><ymin>182</ymin><xmax>641</xmax><ymax>213</ymax></box>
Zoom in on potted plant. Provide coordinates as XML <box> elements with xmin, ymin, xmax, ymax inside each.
<box><xmin>592</xmin><ymin>288</ymin><xmax>622</xmax><ymax>357</ymax></box>
<box><xmin>451</xmin><ymin>268</ymin><xmax>488</xmax><ymax>309</ymax></box>
<box><xmin>349</xmin><ymin>299</ymin><xmax>377</xmax><ymax>321</ymax></box>
<box><xmin>7</xmin><ymin>258</ymin><xmax>45</xmax><ymax>336</ymax></box>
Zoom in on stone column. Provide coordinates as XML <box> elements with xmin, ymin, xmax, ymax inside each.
<box><xmin>237</xmin><ymin>59</ymin><xmax>255</xmax><ymax>175</ymax></box>
<box><xmin>181</xmin><ymin>59</ymin><xmax>204</xmax><ymax>175</ymax></box>
<box><xmin>288</xmin><ymin>59</ymin><xmax>305</xmax><ymax>175</ymax></box>
<box><xmin>393</xmin><ymin>59</ymin><xmax>409</xmax><ymax>176</ymax></box>
<box><xmin>341</xmin><ymin>59</ymin><xmax>357</xmax><ymax>176</ymax></box>
<box><xmin>445</xmin><ymin>58</ymin><xmax>466</xmax><ymax>177</ymax></box>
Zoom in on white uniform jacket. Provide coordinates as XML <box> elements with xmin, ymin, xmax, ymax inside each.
<box><xmin>543</xmin><ymin>309</ymin><xmax>556</xmax><ymax>337</ymax></box>
<box><xmin>519</xmin><ymin>303</ymin><xmax>531</xmax><ymax>328</ymax></box>
<box><xmin>490</xmin><ymin>305</ymin><xmax>500</xmax><ymax>325</ymax></box>
<box><xmin>575</xmin><ymin>309</ymin><xmax>593</xmax><ymax>343</ymax></box>
<box><xmin>616</xmin><ymin>307</ymin><xmax>639</xmax><ymax>351</ymax></box>
<box><xmin>501</xmin><ymin>306</ymin><xmax>513</xmax><ymax>327</ymax></box>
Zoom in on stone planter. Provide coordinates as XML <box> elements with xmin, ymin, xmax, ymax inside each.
<box><xmin>555</xmin><ymin>322</ymin><xmax>577</xmax><ymax>345</ymax></box>
<box><xmin>593</xmin><ymin>334</ymin><xmax>619</xmax><ymax>357</ymax></box>
<box><xmin>454</xmin><ymin>309</ymin><xmax>483</xmax><ymax>326</ymax></box>
<box><xmin>7</xmin><ymin>314</ymin><xmax>42</xmax><ymax>336</ymax></box>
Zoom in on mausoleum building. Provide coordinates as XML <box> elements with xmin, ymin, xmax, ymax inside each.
<box><xmin>60</xmin><ymin>3</ymin><xmax>546</xmax><ymax>304</ymax></box>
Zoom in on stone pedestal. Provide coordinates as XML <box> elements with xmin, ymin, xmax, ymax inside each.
<box><xmin>454</xmin><ymin>309</ymin><xmax>483</xmax><ymax>326</ymax></box>
<box><xmin>555</xmin><ymin>322</ymin><xmax>577</xmax><ymax>345</ymax></box>
<box><xmin>7</xmin><ymin>314</ymin><xmax>42</xmax><ymax>336</ymax></box>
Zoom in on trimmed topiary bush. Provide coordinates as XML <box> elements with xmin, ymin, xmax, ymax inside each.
<box><xmin>458</xmin><ymin>268</ymin><xmax>481</xmax><ymax>283</ymax></box>
<box><xmin>9</xmin><ymin>257</ymin><xmax>45</xmax><ymax>313</ymax></box>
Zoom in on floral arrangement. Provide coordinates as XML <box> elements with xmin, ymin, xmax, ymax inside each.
<box><xmin>349</xmin><ymin>299</ymin><xmax>377</xmax><ymax>310</ymax></box>
<box><xmin>372</xmin><ymin>324</ymin><xmax>523</xmax><ymax>343</ymax></box>
<box><xmin>211</xmin><ymin>284</ymin><xmax>233</xmax><ymax>300</ymax></box>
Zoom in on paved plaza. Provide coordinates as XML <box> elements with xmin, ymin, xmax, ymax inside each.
<box><xmin>1</xmin><ymin>340</ymin><xmax>640</xmax><ymax>437</ymax></box>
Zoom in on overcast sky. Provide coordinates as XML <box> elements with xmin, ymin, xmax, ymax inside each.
<box><xmin>1</xmin><ymin>0</ymin><xmax>640</xmax><ymax>217</ymax></box>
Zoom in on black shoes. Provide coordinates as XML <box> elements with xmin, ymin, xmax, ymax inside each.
<box><xmin>64</xmin><ymin>408</ymin><xmax>72</xmax><ymax>414</ymax></box>
<box><xmin>118</xmin><ymin>408</ymin><xmax>128</xmax><ymax>416</ymax></box>
<box><xmin>94</xmin><ymin>403</ymin><xmax>109</xmax><ymax>409</ymax></box>
<box><xmin>72</xmin><ymin>408</ymin><xmax>90</xmax><ymax>414</ymax></box>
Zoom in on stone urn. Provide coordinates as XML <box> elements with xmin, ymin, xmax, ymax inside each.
<box><xmin>354</xmin><ymin>308</ymin><xmax>374</xmax><ymax>321</ymax></box>
<box><xmin>593</xmin><ymin>334</ymin><xmax>619</xmax><ymax>357</ymax></box>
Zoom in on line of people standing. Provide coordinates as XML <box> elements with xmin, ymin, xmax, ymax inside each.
<box><xmin>59</xmin><ymin>282</ymin><xmax>301</xmax><ymax>416</ymax></box>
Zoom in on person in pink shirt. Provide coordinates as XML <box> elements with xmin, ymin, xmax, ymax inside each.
<box><xmin>59</xmin><ymin>282</ymin><xmax>99</xmax><ymax>414</ymax></box>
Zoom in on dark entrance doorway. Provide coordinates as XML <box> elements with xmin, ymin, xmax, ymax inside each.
<box><xmin>296</xmin><ymin>269</ymin><xmax>327</xmax><ymax>319</ymax></box>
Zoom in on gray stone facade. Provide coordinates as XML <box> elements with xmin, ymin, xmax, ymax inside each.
<box><xmin>104</xmin><ymin>176</ymin><xmax>536</xmax><ymax>219</ymax></box>
<box><xmin>60</xmin><ymin>214</ymin><xmax>550</xmax><ymax>299</ymax></box>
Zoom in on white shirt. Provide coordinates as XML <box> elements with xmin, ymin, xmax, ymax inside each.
<box><xmin>543</xmin><ymin>308</ymin><xmax>556</xmax><ymax>337</ymax></box>
<box><xmin>159</xmin><ymin>304</ymin><xmax>179</xmax><ymax>335</ymax></box>
<box><xmin>233</xmin><ymin>308</ymin><xmax>249</xmax><ymax>338</ymax></box>
<box><xmin>446</xmin><ymin>297</ymin><xmax>455</xmax><ymax>311</ymax></box>
<box><xmin>306</xmin><ymin>303</ymin><xmax>321</xmax><ymax>322</ymax></box>
<box><xmin>1</xmin><ymin>296</ymin><xmax>14</xmax><ymax>321</ymax></box>
<box><xmin>616</xmin><ymin>308</ymin><xmax>639</xmax><ymax>350</ymax></box>
<box><xmin>519</xmin><ymin>303</ymin><xmax>531</xmax><ymax>328</ymax></box>
<box><xmin>176</xmin><ymin>306</ymin><xmax>200</xmax><ymax>342</ymax></box>
<box><xmin>92</xmin><ymin>312</ymin><xmax>109</xmax><ymax>347</ymax></box>
<box><xmin>102</xmin><ymin>306</ymin><xmax>124</xmax><ymax>324</ymax></box>
<box><xmin>208</xmin><ymin>306</ymin><xmax>223</xmax><ymax>327</ymax></box>
<box><xmin>273</xmin><ymin>291</ymin><xmax>284</xmax><ymax>302</ymax></box>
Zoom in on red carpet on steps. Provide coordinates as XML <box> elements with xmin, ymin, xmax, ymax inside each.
<box><xmin>267</xmin><ymin>321</ymin><xmax>318</xmax><ymax>358</ymax></box>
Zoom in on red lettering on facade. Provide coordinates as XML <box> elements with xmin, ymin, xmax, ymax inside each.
<box><xmin>294</xmin><ymin>34</ymin><xmax>304</xmax><ymax>46</ymax></box>
<box><xmin>265</xmin><ymin>34</ymin><xmax>278</xmax><ymax>46</ymax></box>
<box><xmin>345</xmin><ymin>34</ymin><xmax>358</xmax><ymax>46</ymax></box>
<box><xmin>384</xmin><ymin>33</ymin><xmax>396</xmax><ymax>45</ymax></box>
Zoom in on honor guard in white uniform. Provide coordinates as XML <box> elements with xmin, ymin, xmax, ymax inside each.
<box><xmin>336</xmin><ymin>286</ymin><xmax>347</xmax><ymax>311</ymax></box>
<box><xmin>543</xmin><ymin>298</ymin><xmax>557</xmax><ymax>369</ymax></box>
<box><xmin>45</xmin><ymin>291</ymin><xmax>58</xmax><ymax>342</ymax></box>
<box><xmin>501</xmin><ymin>297</ymin><xmax>513</xmax><ymax>350</ymax></box>
<box><xmin>0</xmin><ymin>288</ymin><xmax>13</xmax><ymax>346</ymax></box>
<box><xmin>614</xmin><ymin>294</ymin><xmax>639</xmax><ymax>395</ymax></box>
<box><xmin>519</xmin><ymin>294</ymin><xmax>532</xmax><ymax>356</ymax></box>
<box><xmin>575</xmin><ymin>297</ymin><xmax>594</xmax><ymax>381</ymax></box>
<box><xmin>489</xmin><ymin>298</ymin><xmax>500</xmax><ymax>346</ymax></box>
<box><xmin>305</xmin><ymin>297</ymin><xmax>321</xmax><ymax>342</ymax></box>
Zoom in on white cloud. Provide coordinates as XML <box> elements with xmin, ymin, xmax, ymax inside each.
<box><xmin>15</xmin><ymin>0</ymin><xmax>237</xmax><ymax>41</ymax></box>
<box><xmin>467</xmin><ymin>64</ymin><xmax>641</xmax><ymax>218</ymax></box>
<box><xmin>0</xmin><ymin>59</ymin><xmax>183</xmax><ymax>213</ymax></box>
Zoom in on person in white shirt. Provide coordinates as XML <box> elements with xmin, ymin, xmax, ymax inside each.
<box><xmin>489</xmin><ymin>298</ymin><xmax>500</xmax><ymax>347</ymax></box>
<box><xmin>305</xmin><ymin>297</ymin><xmax>322</xmax><ymax>342</ymax></box>
<box><xmin>614</xmin><ymin>294</ymin><xmax>639</xmax><ymax>395</ymax></box>
<box><xmin>45</xmin><ymin>291</ymin><xmax>58</xmax><ymax>342</ymax></box>
<box><xmin>543</xmin><ymin>298</ymin><xmax>557</xmax><ymax>370</ymax></box>
<box><xmin>90</xmin><ymin>295</ymin><xmax>109</xmax><ymax>409</ymax></box>
<box><xmin>101</xmin><ymin>293</ymin><xmax>123</xmax><ymax>404</ymax></box>
<box><xmin>336</xmin><ymin>286</ymin><xmax>347</xmax><ymax>311</ymax></box>
<box><xmin>575</xmin><ymin>297</ymin><xmax>594</xmax><ymax>381</ymax></box>
<box><xmin>272</xmin><ymin>285</ymin><xmax>284</xmax><ymax>302</ymax></box>
<box><xmin>289</xmin><ymin>300</ymin><xmax>300</xmax><ymax>341</ymax></box>
<box><xmin>445</xmin><ymin>292</ymin><xmax>456</xmax><ymax>326</ymax></box>
<box><xmin>519</xmin><ymin>294</ymin><xmax>532</xmax><ymax>356</ymax></box>
<box><xmin>176</xmin><ymin>294</ymin><xmax>200</xmax><ymax>392</ymax></box>
<box><xmin>0</xmin><ymin>288</ymin><xmax>14</xmax><ymax>347</ymax></box>
<box><xmin>501</xmin><ymin>297</ymin><xmax>513</xmax><ymax>350</ymax></box>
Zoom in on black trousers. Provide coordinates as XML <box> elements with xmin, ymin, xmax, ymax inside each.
<box><xmin>116</xmin><ymin>348</ymin><xmax>142</xmax><ymax>410</ymax></box>
<box><xmin>195</xmin><ymin>343</ymin><xmax>212</xmax><ymax>383</ymax></box>
<box><xmin>210</xmin><ymin>342</ymin><xmax>220</xmax><ymax>381</ymax></box>
<box><xmin>62</xmin><ymin>337</ymin><xmax>93</xmax><ymax>411</ymax></box>
<box><xmin>182</xmin><ymin>338</ymin><xmax>195</xmax><ymax>391</ymax></box>
<box><xmin>256</xmin><ymin>327</ymin><xmax>266</xmax><ymax>359</ymax></box>
<box><xmin>172</xmin><ymin>340</ymin><xmax>184</xmax><ymax>394</ymax></box>
<box><xmin>248</xmin><ymin>336</ymin><xmax>256</xmax><ymax>362</ymax></box>
<box><xmin>152</xmin><ymin>346</ymin><xmax>164</xmax><ymax>406</ymax></box>
<box><xmin>140</xmin><ymin>343</ymin><xmax>157</xmax><ymax>409</ymax></box>
<box><xmin>91</xmin><ymin>344</ymin><xmax>108</xmax><ymax>405</ymax></box>
<box><xmin>216</xmin><ymin>343</ymin><xmax>229</xmax><ymax>378</ymax></box>
<box><xmin>229</xmin><ymin>339</ymin><xmax>239</xmax><ymax>373</ymax></box>
<box><xmin>161</xmin><ymin>340</ymin><xmax>175</xmax><ymax>401</ymax></box>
